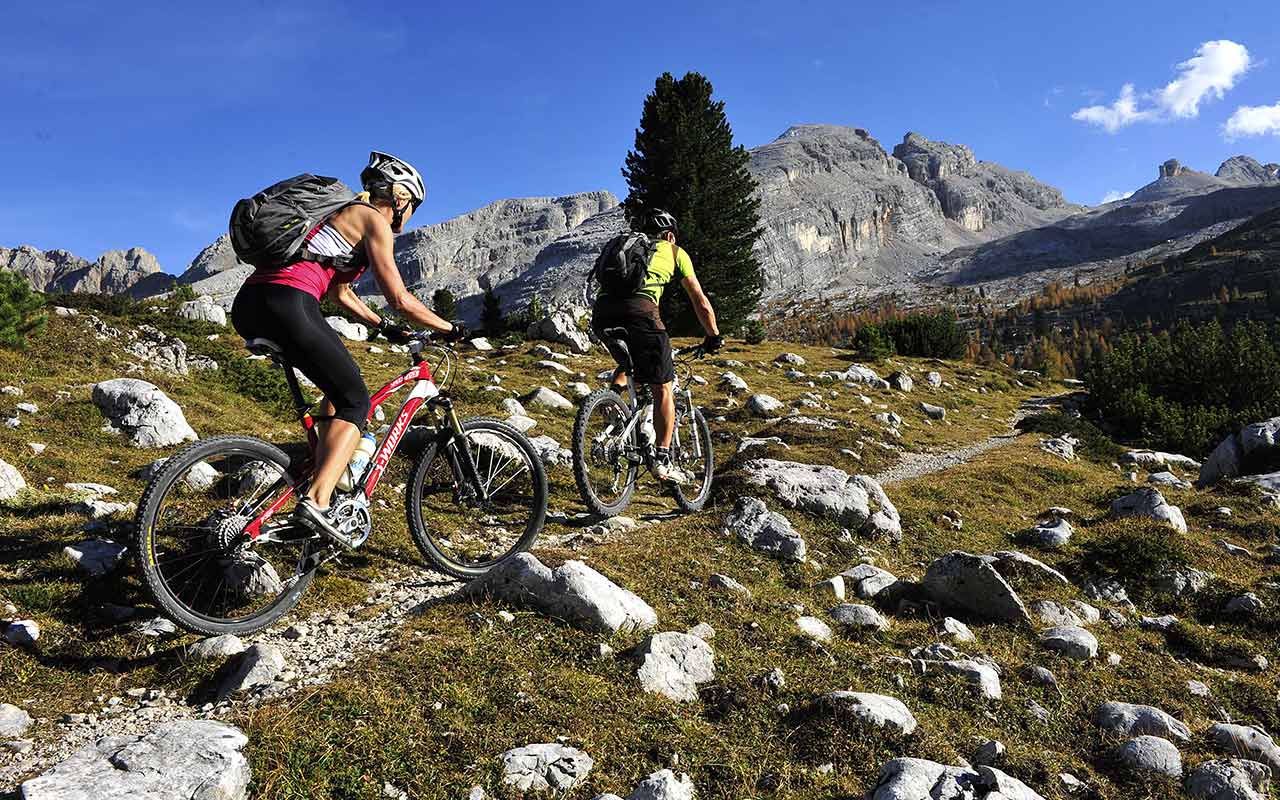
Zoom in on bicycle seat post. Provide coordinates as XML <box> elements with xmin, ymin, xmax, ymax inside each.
<box><xmin>245</xmin><ymin>338</ymin><xmax>311</xmax><ymax>422</ymax></box>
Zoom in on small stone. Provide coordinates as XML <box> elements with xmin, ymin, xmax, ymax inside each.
<box><xmin>1118</xmin><ymin>735</ymin><xmax>1183</xmax><ymax>778</ymax></box>
<box><xmin>941</xmin><ymin>617</ymin><xmax>976</xmax><ymax>643</ymax></box>
<box><xmin>687</xmin><ymin>622</ymin><xmax>715</xmax><ymax>640</ymax></box>
<box><xmin>186</xmin><ymin>634</ymin><xmax>245</xmax><ymax>661</ymax></box>
<box><xmin>973</xmin><ymin>740</ymin><xmax>1006</xmax><ymax>767</ymax></box>
<box><xmin>135</xmin><ymin>616</ymin><xmax>177</xmax><ymax>637</ymax></box>
<box><xmin>795</xmin><ymin>616</ymin><xmax>833</xmax><ymax>642</ymax></box>
<box><xmin>1187</xmin><ymin>680</ymin><xmax>1211</xmax><ymax>697</ymax></box>
<box><xmin>499</xmin><ymin>742</ymin><xmax>594</xmax><ymax>791</ymax></box>
<box><xmin>1184</xmin><ymin>759</ymin><xmax>1271</xmax><ymax>800</ymax></box>
<box><xmin>708</xmin><ymin>573</ymin><xmax>751</xmax><ymax>596</ymax></box>
<box><xmin>827</xmin><ymin>603</ymin><xmax>889</xmax><ymax>632</ymax></box>
<box><xmin>3</xmin><ymin>619</ymin><xmax>40</xmax><ymax>646</ymax></box>
<box><xmin>817</xmin><ymin>691</ymin><xmax>918</xmax><ymax>735</ymax></box>
<box><xmin>0</xmin><ymin>703</ymin><xmax>34</xmax><ymax>738</ymax></box>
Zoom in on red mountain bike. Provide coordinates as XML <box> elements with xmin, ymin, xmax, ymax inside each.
<box><xmin>134</xmin><ymin>333</ymin><xmax>547</xmax><ymax>636</ymax></box>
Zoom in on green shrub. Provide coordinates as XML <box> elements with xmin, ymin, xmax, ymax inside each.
<box><xmin>879</xmin><ymin>309</ymin><xmax>968</xmax><ymax>359</ymax></box>
<box><xmin>42</xmin><ymin>290</ymin><xmax>145</xmax><ymax>318</ymax></box>
<box><xmin>741</xmin><ymin>318</ymin><xmax>766</xmax><ymax>345</ymax></box>
<box><xmin>1086</xmin><ymin>319</ymin><xmax>1280</xmax><ymax>456</ymax></box>
<box><xmin>170</xmin><ymin>284</ymin><xmax>198</xmax><ymax>303</ymax></box>
<box><xmin>1165</xmin><ymin>622</ymin><xmax>1259</xmax><ymax>669</ymax></box>
<box><xmin>853</xmin><ymin>324</ymin><xmax>895</xmax><ymax>361</ymax></box>
<box><xmin>1016</xmin><ymin>410</ymin><xmax>1125</xmax><ymax>463</ymax></box>
<box><xmin>0</xmin><ymin>270</ymin><xmax>46</xmax><ymax>347</ymax></box>
<box><xmin>1073</xmin><ymin>526</ymin><xmax>1191</xmax><ymax>594</ymax></box>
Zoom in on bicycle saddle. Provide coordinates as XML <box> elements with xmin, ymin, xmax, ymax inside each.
<box><xmin>600</xmin><ymin>327</ymin><xmax>633</xmax><ymax>373</ymax></box>
<box><xmin>245</xmin><ymin>337</ymin><xmax>285</xmax><ymax>358</ymax></box>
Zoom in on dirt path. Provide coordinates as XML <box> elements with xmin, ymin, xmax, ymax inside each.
<box><xmin>871</xmin><ymin>395</ymin><xmax>1062</xmax><ymax>485</ymax></box>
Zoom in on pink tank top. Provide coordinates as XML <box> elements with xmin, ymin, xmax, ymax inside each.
<box><xmin>245</xmin><ymin>223</ymin><xmax>366</xmax><ymax>300</ymax></box>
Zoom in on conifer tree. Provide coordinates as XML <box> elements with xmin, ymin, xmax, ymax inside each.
<box><xmin>481</xmin><ymin>287</ymin><xmax>505</xmax><ymax>336</ymax></box>
<box><xmin>0</xmin><ymin>270</ymin><xmax>45</xmax><ymax>348</ymax></box>
<box><xmin>622</xmin><ymin>72</ymin><xmax>763</xmax><ymax>334</ymax></box>
<box><xmin>432</xmin><ymin>288</ymin><xmax>457</xmax><ymax>320</ymax></box>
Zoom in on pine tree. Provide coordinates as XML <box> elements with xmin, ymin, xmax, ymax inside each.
<box><xmin>0</xmin><ymin>270</ymin><xmax>46</xmax><ymax>348</ymax></box>
<box><xmin>432</xmin><ymin>288</ymin><xmax>457</xmax><ymax>320</ymax></box>
<box><xmin>622</xmin><ymin>72</ymin><xmax>763</xmax><ymax>334</ymax></box>
<box><xmin>481</xmin><ymin>287</ymin><xmax>505</xmax><ymax>336</ymax></box>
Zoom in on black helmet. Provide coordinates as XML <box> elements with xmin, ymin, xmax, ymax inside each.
<box><xmin>648</xmin><ymin>209</ymin><xmax>678</xmax><ymax>235</ymax></box>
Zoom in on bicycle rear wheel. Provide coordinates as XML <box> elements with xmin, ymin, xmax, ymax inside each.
<box><xmin>407</xmin><ymin>417</ymin><xmax>547</xmax><ymax>579</ymax></box>
<box><xmin>669</xmin><ymin>403</ymin><xmax>714</xmax><ymax>513</ymax></box>
<box><xmin>134</xmin><ymin>435</ymin><xmax>321</xmax><ymax>636</ymax></box>
<box><xmin>572</xmin><ymin>388</ymin><xmax>639</xmax><ymax>518</ymax></box>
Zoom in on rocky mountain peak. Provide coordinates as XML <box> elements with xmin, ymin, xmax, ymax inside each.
<box><xmin>1215</xmin><ymin>155</ymin><xmax>1280</xmax><ymax>184</ymax></box>
<box><xmin>892</xmin><ymin>133</ymin><xmax>977</xmax><ymax>183</ymax></box>
<box><xmin>1159</xmin><ymin>159</ymin><xmax>1193</xmax><ymax>179</ymax></box>
<box><xmin>1</xmin><ymin>244</ymin><xmax>163</xmax><ymax>295</ymax></box>
<box><xmin>361</xmin><ymin>190</ymin><xmax>619</xmax><ymax>306</ymax></box>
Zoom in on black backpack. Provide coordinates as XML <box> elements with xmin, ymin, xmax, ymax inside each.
<box><xmin>589</xmin><ymin>232</ymin><xmax>660</xmax><ymax>297</ymax></box>
<box><xmin>229</xmin><ymin>174</ymin><xmax>363</xmax><ymax>270</ymax></box>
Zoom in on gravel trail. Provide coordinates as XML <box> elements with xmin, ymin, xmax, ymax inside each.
<box><xmin>872</xmin><ymin>395</ymin><xmax>1061</xmax><ymax>485</ymax></box>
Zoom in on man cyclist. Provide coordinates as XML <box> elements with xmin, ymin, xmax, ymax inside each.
<box><xmin>592</xmin><ymin>209</ymin><xmax>723</xmax><ymax>484</ymax></box>
<box><xmin>231</xmin><ymin>151</ymin><xmax>465</xmax><ymax>544</ymax></box>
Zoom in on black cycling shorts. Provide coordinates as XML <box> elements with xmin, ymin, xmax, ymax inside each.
<box><xmin>231</xmin><ymin>283</ymin><xmax>371</xmax><ymax>429</ymax></box>
<box><xmin>592</xmin><ymin>297</ymin><xmax>674</xmax><ymax>386</ymax></box>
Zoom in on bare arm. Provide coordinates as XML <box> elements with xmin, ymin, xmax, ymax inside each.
<box><xmin>326</xmin><ymin>283</ymin><xmax>381</xmax><ymax>327</ymax></box>
<box><xmin>355</xmin><ymin>207</ymin><xmax>454</xmax><ymax>334</ymax></box>
<box><xmin>681</xmin><ymin>275</ymin><xmax>719</xmax><ymax>337</ymax></box>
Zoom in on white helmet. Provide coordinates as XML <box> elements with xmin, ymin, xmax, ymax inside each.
<box><xmin>361</xmin><ymin>151</ymin><xmax>425</xmax><ymax>209</ymax></box>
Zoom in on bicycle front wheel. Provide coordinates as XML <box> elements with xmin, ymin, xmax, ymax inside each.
<box><xmin>572</xmin><ymin>388</ymin><xmax>638</xmax><ymax>518</ymax></box>
<box><xmin>406</xmin><ymin>417</ymin><xmax>547</xmax><ymax>580</ymax></box>
<box><xmin>669</xmin><ymin>403</ymin><xmax>714</xmax><ymax>513</ymax></box>
<box><xmin>134</xmin><ymin>435</ymin><xmax>320</xmax><ymax>636</ymax></box>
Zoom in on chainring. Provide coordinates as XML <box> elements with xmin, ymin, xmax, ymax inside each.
<box><xmin>329</xmin><ymin>494</ymin><xmax>373</xmax><ymax>549</ymax></box>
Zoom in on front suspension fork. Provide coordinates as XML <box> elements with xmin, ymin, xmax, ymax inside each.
<box><xmin>436</xmin><ymin>398</ymin><xmax>490</xmax><ymax>503</ymax></box>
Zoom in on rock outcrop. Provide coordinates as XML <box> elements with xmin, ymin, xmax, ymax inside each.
<box><xmin>465</xmin><ymin>553</ymin><xmax>658</xmax><ymax>635</ymax></box>
<box><xmin>2</xmin><ymin>245</ymin><xmax>166</xmax><ymax>296</ymax></box>
<box><xmin>739</xmin><ymin>459</ymin><xmax>901</xmax><ymax>540</ymax></box>
<box><xmin>19</xmin><ymin>721</ymin><xmax>250</xmax><ymax>799</ymax></box>
<box><xmin>91</xmin><ymin>379</ymin><xmax>198</xmax><ymax>448</ymax></box>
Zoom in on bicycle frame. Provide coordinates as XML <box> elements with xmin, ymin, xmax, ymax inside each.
<box><xmin>604</xmin><ymin>346</ymin><xmax>704</xmax><ymax>468</ymax></box>
<box><xmin>242</xmin><ymin>347</ymin><xmax>446</xmax><ymax>540</ymax></box>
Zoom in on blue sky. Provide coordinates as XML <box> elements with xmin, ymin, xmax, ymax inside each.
<box><xmin>2</xmin><ymin>0</ymin><xmax>1278</xmax><ymax>273</ymax></box>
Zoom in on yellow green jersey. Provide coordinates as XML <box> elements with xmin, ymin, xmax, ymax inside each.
<box><xmin>634</xmin><ymin>240</ymin><xmax>695</xmax><ymax>305</ymax></box>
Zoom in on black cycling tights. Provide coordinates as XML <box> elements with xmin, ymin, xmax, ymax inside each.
<box><xmin>231</xmin><ymin>283</ymin><xmax>370</xmax><ymax>429</ymax></box>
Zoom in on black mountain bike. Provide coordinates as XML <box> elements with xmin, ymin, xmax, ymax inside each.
<box><xmin>571</xmin><ymin>329</ymin><xmax>713</xmax><ymax>517</ymax></box>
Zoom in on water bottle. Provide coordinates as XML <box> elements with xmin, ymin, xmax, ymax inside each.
<box><xmin>337</xmin><ymin>433</ymin><xmax>377</xmax><ymax>492</ymax></box>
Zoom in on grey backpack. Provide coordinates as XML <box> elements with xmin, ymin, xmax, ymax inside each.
<box><xmin>589</xmin><ymin>232</ymin><xmax>660</xmax><ymax>297</ymax></box>
<box><xmin>229</xmin><ymin>174</ymin><xmax>362</xmax><ymax>269</ymax></box>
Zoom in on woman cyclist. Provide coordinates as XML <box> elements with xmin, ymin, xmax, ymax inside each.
<box><xmin>231</xmin><ymin>151</ymin><xmax>464</xmax><ymax>543</ymax></box>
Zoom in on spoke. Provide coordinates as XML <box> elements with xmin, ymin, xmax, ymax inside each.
<box><xmin>156</xmin><ymin>547</ymin><xmax>226</xmax><ymax>567</ymax></box>
<box><xmin>160</xmin><ymin>553</ymin><xmax>216</xmax><ymax>586</ymax></box>
<box><xmin>488</xmin><ymin>463</ymin><xmax>530</xmax><ymax>498</ymax></box>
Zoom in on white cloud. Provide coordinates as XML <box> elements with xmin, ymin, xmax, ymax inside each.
<box><xmin>1071</xmin><ymin>84</ymin><xmax>1155</xmax><ymax>133</ymax></box>
<box><xmin>1071</xmin><ymin>40</ymin><xmax>1252</xmax><ymax>133</ymax></box>
<box><xmin>1155</xmin><ymin>40</ymin><xmax>1252</xmax><ymax>118</ymax></box>
<box><xmin>1100</xmin><ymin>189</ymin><xmax>1135</xmax><ymax>204</ymax></box>
<box><xmin>1223</xmin><ymin>102</ymin><xmax>1280</xmax><ymax>138</ymax></box>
